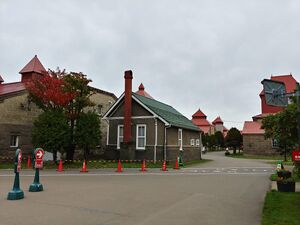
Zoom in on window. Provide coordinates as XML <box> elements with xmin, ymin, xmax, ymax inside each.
<box><xmin>196</xmin><ymin>139</ymin><xmax>200</xmax><ymax>146</ymax></box>
<box><xmin>178</xmin><ymin>129</ymin><xmax>183</xmax><ymax>150</ymax></box>
<box><xmin>117</xmin><ymin>125</ymin><xmax>124</xmax><ymax>149</ymax></box>
<box><xmin>97</xmin><ymin>104</ymin><xmax>103</xmax><ymax>116</ymax></box>
<box><xmin>136</xmin><ymin>125</ymin><xmax>146</xmax><ymax>150</ymax></box>
<box><xmin>10</xmin><ymin>135</ymin><xmax>19</xmax><ymax>147</ymax></box>
<box><xmin>272</xmin><ymin>139</ymin><xmax>279</xmax><ymax>148</ymax></box>
<box><xmin>190</xmin><ymin>139</ymin><xmax>194</xmax><ymax>146</ymax></box>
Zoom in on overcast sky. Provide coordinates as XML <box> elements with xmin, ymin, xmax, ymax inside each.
<box><xmin>1</xmin><ymin>0</ymin><xmax>300</xmax><ymax>130</ymax></box>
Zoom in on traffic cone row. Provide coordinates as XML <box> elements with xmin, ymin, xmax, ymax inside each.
<box><xmin>140</xmin><ymin>159</ymin><xmax>147</xmax><ymax>172</ymax></box>
<box><xmin>54</xmin><ymin>158</ymin><xmax>181</xmax><ymax>172</ymax></box>
<box><xmin>116</xmin><ymin>160</ymin><xmax>123</xmax><ymax>172</ymax></box>
<box><xmin>27</xmin><ymin>156</ymin><xmax>32</xmax><ymax>169</ymax></box>
<box><xmin>80</xmin><ymin>160</ymin><xmax>88</xmax><ymax>173</ymax></box>
<box><xmin>57</xmin><ymin>160</ymin><xmax>63</xmax><ymax>172</ymax></box>
<box><xmin>161</xmin><ymin>160</ymin><xmax>168</xmax><ymax>171</ymax></box>
<box><xmin>173</xmin><ymin>157</ymin><xmax>180</xmax><ymax>170</ymax></box>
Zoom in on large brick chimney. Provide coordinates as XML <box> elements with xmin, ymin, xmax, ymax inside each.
<box><xmin>124</xmin><ymin>70</ymin><xmax>133</xmax><ymax>143</ymax></box>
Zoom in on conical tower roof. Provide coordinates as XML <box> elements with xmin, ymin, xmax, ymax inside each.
<box><xmin>192</xmin><ymin>109</ymin><xmax>206</xmax><ymax>118</ymax></box>
<box><xmin>135</xmin><ymin>83</ymin><xmax>153</xmax><ymax>99</ymax></box>
<box><xmin>19</xmin><ymin>55</ymin><xmax>46</xmax><ymax>75</ymax></box>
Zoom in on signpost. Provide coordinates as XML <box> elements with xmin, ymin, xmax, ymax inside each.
<box><xmin>7</xmin><ymin>149</ymin><xmax>24</xmax><ymax>200</ymax></box>
<box><xmin>292</xmin><ymin>150</ymin><xmax>300</xmax><ymax>161</ymax></box>
<box><xmin>29</xmin><ymin>148</ymin><xmax>44</xmax><ymax>192</ymax></box>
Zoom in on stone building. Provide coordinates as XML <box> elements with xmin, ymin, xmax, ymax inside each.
<box><xmin>242</xmin><ymin>74</ymin><xmax>298</xmax><ymax>155</ymax></box>
<box><xmin>0</xmin><ymin>55</ymin><xmax>116</xmax><ymax>158</ymax></box>
<box><xmin>103</xmin><ymin>71</ymin><xmax>202</xmax><ymax>162</ymax></box>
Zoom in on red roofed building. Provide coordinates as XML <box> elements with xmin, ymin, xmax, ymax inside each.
<box><xmin>242</xmin><ymin>74</ymin><xmax>298</xmax><ymax>155</ymax></box>
<box><xmin>0</xmin><ymin>55</ymin><xmax>117</xmax><ymax>158</ymax></box>
<box><xmin>192</xmin><ymin>109</ymin><xmax>214</xmax><ymax>134</ymax></box>
<box><xmin>191</xmin><ymin>109</ymin><xmax>228</xmax><ymax>137</ymax></box>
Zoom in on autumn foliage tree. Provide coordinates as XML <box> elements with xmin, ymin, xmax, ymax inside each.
<box><xmin>27</xmin><ymin>69</ymin><xmax>100</xmax><ymax>160</ymax></box>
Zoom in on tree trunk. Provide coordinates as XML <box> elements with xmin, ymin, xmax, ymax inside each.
<box><xmin>284</xmin><ymin>148</ymin><xmax>287</xmax><ymax>162</ymax></box>
<box><xmin>66</xmin><ymin>119</ymin><xmax>75</xmax><ymax>160</ymax></box>
<box><xmin>53</xmin><ymin>149</ymin><xmax>57</xmax><ymax>163</ymax></box>
<box><xmin>233</xmin><ymin>147</ymin><xmax>236</xmax><ymax>154</ymax></box>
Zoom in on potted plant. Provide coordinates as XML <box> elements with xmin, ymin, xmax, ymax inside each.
<box><xmin>276</xmin><ymin>171</ymin><xmax>295</xmax><ymax>192</ymax></box>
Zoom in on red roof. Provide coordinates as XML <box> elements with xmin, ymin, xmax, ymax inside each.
<box><xmin>135</xmin><ymin>83</ymin><xmax>153</xmax><ymax>99</ymax></box>
<box><xmin>192</xmin><ymin>109</ymin><xmax>206</xmax><ymax>118</ymax></box>
<box><xmin>260</xmin><ymin>74</ymin><xmax>297</xmax><ymax>96</ymax></box>
<box><xmin>242</xmin><ymin>121</ymin><xmax>264</xmax><ymax>134</ymax></box>
<box><xmin>19</xmin><ymin>55</ymin><xmax>47</xmax><ymax>75</ymax></box>
<box><xmin>212</xmin><ymin>116</ymin><xmax>223</xmax><ymax>124</ymax></box>
<box><xmin>0</xmin><ymin>82</ymin><xmax>26</xmax><ymax>96</ymax></box>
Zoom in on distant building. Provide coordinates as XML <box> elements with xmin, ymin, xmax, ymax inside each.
<box><xmin>103</xmin><ymin>71</ymin><xmax>202</xmax><ymax>162</ymax></box>
<box><xmin>0</xmin><ymin>55</ymin><xmax>117</xmax><ymax>158</ymax></box>
<box><xmin>242</xmin><ymin>74</ymin><xmax>297</xmax><ymax>155</ymax></box>
<box><xmin>192</xmin><ymin>109</ymin><xmax>227</xmax><ymax>136</ymax></box>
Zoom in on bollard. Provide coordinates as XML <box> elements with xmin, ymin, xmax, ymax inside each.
<box><xmin>29</xmin><ymin>148</ymin><xmax>44</xmax><ymax>192</ymax></box>
<box><xmin>7</xmin><ymin>149</ymin><xmax>24</xmax><ymax>200</ymax></box>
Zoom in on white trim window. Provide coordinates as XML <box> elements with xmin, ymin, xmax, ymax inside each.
<box><xmin>10</xmin><ymin>135</ymin><xmax>19</xmax><ymax>147</ymax></box>
<box><xmin>136</xmin><ymin>124</ymin><xmax>146</xmax><ymax>150</ymax></box>
<box><xmin>190</xmin><ymin>139</ymin><xmax>195</xmax><ymax>146</ymax></box>
<box><xmin>196</xmin><ymin>139</ymin><xmax>200</xmax><ymax>146</ymax></box>
<box><xmin>117</xmin><ymin>125</ymin><xmax>124</xmax><ymax>149</ymax></box>
<box><xmin>272</xmin><ymin>139</ymin><xmax>279</xmax><ymax>148</ymax></box>
<box><xmin>178</xmin><ymin>129</ymin><xmax>183</xmax><ymax>150</ymax></box>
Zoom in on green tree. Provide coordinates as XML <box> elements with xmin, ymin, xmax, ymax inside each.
<box><xmin>75</xmin><ymin>111</ymin><xmax>101</xmax><ymax>160</ymax></box>
<box><xmin>225</xmin><ymin>127</ymin><xmax>242</xmax><ymax>154</ymax></box>
<box><xmin>63</xmin><ymin>72</ymin><xmax>95</xmax><ymax>160</ymax></box>
<box><xmin>32</xmin><ymin>110</ymin><xmax>69</xmax><ymax>162</ymax></box>
<box><xmin>215</xmin><ymin>131</ymin><xmax>225</xmax><ymax>148</ymax></box>
<box><xmin>262</xmin><ymin>103</ymin><xmax>298</xmax><ymax>161</ymax></box>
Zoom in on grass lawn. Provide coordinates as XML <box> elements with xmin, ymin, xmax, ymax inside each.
<box><xmin>0</xmin><ymin>159</ymin><xmax>212</xmax><ymax>170</ymax></box>
<box><xmin>227</xmin><ymin>152</ymin><xmax>295</xmax><ymax>165</ymax></box>
<box><xmin>262</xmin><ymin>192</ymin><xmax>300</xmax><ymax>225</ymax></box>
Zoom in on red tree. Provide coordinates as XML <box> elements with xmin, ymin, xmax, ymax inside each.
<box><xmin>26</xmin><ymin>69</ymin><xmax>76</xmax><ymax>110</ymax></box>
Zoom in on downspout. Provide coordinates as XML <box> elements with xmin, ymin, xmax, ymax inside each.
<box><xmin>154</xmin><ymin>118</ymin><xmax>158</xmax><ymax>163</ymax></box>
<box><xmin>199</xmin><ymin>131</ymin><xmax>202</xmax><ymax>160</ymax></box>
<box><xmin>106</xmin><ymin>119</ymin><xmax>110</xmax><ymax>146</ymax></box>
<box><xmin>164</xmin><ymin>125</ymin><xmax>171</xmax><ymax>161</ymax></box>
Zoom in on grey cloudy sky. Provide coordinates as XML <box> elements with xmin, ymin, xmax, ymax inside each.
<box><xmin>1</xmin><ymin>0</ymin><xmax>300</xmax><ymax>130</ymax></box>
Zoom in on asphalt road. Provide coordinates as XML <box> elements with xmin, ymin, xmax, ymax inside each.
<box><xmin>0</xmin><ymin>152</ymin><xmax>274</xmax><ymax>225</ymax></box>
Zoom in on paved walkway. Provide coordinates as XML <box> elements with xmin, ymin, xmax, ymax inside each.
<box><xmin>0</xmin><ymin>151</ymin><xmax>274</xmax><ymax>225</ymax></box>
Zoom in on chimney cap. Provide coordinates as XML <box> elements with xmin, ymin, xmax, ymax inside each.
<box><xmin>124</xmin><ymin>70</ymin><xmax>133</xmax><ymax>79</ymax></box>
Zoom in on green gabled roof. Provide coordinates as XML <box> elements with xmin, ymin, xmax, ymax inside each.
<box><xmin>133</xmin><ymin>93</ymin><xmax>200</xmax><ymax>131</ymax></box>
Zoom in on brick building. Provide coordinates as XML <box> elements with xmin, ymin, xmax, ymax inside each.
<box><xmin>242</xmin><ymin>74</ymin><xmax>298</xmax><ymax>155</ymax></box>
<box><xmin>0</xmin><ymin>55</ymin><xmax>116</xmax><ymax>158</ymax></box>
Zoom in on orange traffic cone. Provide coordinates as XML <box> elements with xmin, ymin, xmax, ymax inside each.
<box><xmin>80</xmin><ymin>160</ymin><xmax>88</xmax><ymax>173</ymax></box>
<box><xmin>57</xmin><ymin>159</ymin><xmax>63</xmax><ymax>172</ymax></box>
<box><xmin>140</xmin><ymin>159</ymin><xmax>147</xmax><ymax>172</ymax></box>
<box><xmin>161</xmin><ymin>160</ymin><xmax>168</xmax><ymax>171</ymax></box>
<box><xmin>116</xmin><ymin>160</ymin><xmax>123</xmax><ymax>172</ymax></box>
<box><xmin>173</xmin><ymin>157</ymin><xmax>180</xmax><ymax>170</ymax></box>
<box><xmin>27</xmin><ymin>156</ymin><xmax>32</xmax><ymax>169</ymax></box>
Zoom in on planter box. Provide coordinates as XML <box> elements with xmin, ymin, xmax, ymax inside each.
<box><xmin>277</xmin><ymin>181</ymin><xmax>296</xmax><ymax>192</ymax></box>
